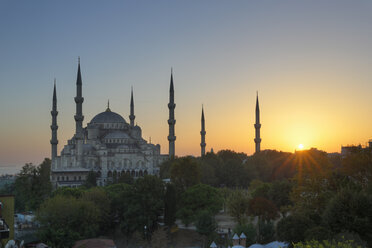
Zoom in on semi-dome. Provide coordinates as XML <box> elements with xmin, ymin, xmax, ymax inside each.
<box><xmin>90</xmin><ymin>108</ymin><xmax>126</xmax><ymax>124</ymax></box>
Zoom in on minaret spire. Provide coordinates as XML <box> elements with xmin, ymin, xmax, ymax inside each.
<box><xmin>106</xmin><ymin>99</ymin><xmax>111</xmax><ymax>111</ymax></box>
<box><xmin>254</xmin><ymin>92</ymin><xmax>261</xmax><ymax>153</ymax></box>
<box><xmin>50</xmin><ymin>79</ymin><xmax>58</xmax><ymax>160</ymax></box>
<box><xmin>74</xmin><ymin>58</ymin><xmax>84</xmax><ymax>167</ymax></box>
<box><xmin>200</xmin><ymin>105</ymin><xmax>206</xmax><ymax>157</ymax></box>
<box><xmin>129</xmin><ymin>87</ymin><xmax>135</xmax><ymax>126</ymax></box>
<box><xmin>168</xmin><ymin>69</ymin><xmax>176</xmax><ymax>158</ymax></box>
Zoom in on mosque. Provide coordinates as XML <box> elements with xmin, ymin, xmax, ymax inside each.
<box><xmin>50</xmin><ymin>60</ymin><xmax>261</xmax><ymax>188</ymax></box>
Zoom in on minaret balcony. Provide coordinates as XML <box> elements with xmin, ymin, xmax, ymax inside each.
<box><xmin>200</xmin><ymin>131</ymin><xmax>206</xmax><ymax>135</ymax></box>
<box><xmin>168</xmin><ymin>103</ymin><xmax>176</xmax><ymax>109</ymax></box>
<box><xmin>168</xmin><ymin>119</ymin><xmax>176</xmax><ymax>125</ymax></box>
<box><xmin>254</xmin><ymin>138</ymin><xmax>262</xmax><ymax>143</ymax></box>
<box><xmin>74</xmin><ymin>96</ymin><xmax>84</xmax><ymax>103</ymax></box>
<box><xmin>51</xmin><ymin>110</ymin><xmax>58</xmax><ymax>115</ymax></box>
<box><xmin>254</xmin><ymin>124</ymin><xmax>261</xmax><ymax>128</ymax></box>
<box><xmin>74</xmin><ymin>115</ymin><xmax>84</xmax><ymax>122</ymax></box>
<box><xmin>168</xmin><ymin>136</ymin><xmax>176</xmax><ymax>142</ymax></box>
<box><xmin>50</xmin><ymin>124</ymin><xmax>59</xmax><ymax>130</ymax></box>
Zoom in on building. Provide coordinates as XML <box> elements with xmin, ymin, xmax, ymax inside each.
<box><xmin>50</xmin><ymin>60</ymin><xmax>168</xmax><ymax>187</ymax></box>
<box><xmin>0</xmin><ymin>195</ymin><xmax>14</xmax><ymax>245</ymax></box>
<box><xmin>341</xmin><ymin>139</ymin><xmax>372</xmax><ymax>157</ymax></box>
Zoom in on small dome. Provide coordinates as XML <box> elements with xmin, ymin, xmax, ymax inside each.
<box><xmin>232</xmin><ymin>234</ymin><xmax>239</xmax><ymax>240</ymax></box>
<box><xmin>90</xmin><ymin>109</ymin><xmax>126</xmax><ymax>124</ymax></box>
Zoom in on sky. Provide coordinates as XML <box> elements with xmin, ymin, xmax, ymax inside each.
<box><xmin>0</xmin><ymin>0</ymin><xmax>372</xmax><ymax>171</ymax></box>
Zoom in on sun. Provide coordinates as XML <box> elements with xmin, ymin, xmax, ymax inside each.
<box><xmin>298</xmin><ymin>144</ymin><xmax>304</xmax><ymax>150</ymax></box>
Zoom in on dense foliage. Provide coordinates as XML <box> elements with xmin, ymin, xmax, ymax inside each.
<box><xmin>5</xmin><ymin>147</ymin><xmax>371</xmax><ymax>247</ymax></box>
<box><xmin>0</xmin><ymin>158</ymin><xmax>52</xmax><ymax>211</ymax></box>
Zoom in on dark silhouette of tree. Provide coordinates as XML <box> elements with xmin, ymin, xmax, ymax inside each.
<box><xmin>323</xmin><ymin>188</ymin><xmax>372</xmax><ymax>246</ymax></box>
<box><xmin>248</xmin><ymin>197</ymin><xmax>279</xmax><ymax>222</ymax></box>
<box><xmin>84</xmin><ymin>170</ymin><xmax>97</xmax><ymax>188</ymax></box>
<box><xmin>277</xmin><ymin>213</ymin><xmax>315</xmax><ymax>244</ymax></box>
<box><xmin>170</xmin><ymin>157</ymin><xmax>201</xmax><ymax>191</ymax></box>
<box><xmin>164</xmin><ymin>183</ymin><xmax>177</xmax><ymax>227</ymax></box>
<box><xmin>14</xmin><ymin>158</ymin><xmax>52</xmax><ymax>211</ymax></box>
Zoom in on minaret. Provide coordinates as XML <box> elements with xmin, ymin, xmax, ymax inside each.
<box><xmin>167</xmin><ymin>70</ymin><xmax>176</xmax><ymax>158</ymax></box>
<box><xmin>200</xmin><ymin>105</ymin><xmax>206</xmax><ymax>157</ymax></box>
<box><xmin>74</xmin><ymin>58</ymin><xmax>84</xmax><ymax>167</ymax></box>
<box><xmin>254</xmin><ymin>92</ymin><xmax>261</xmax><ymax>153</ymax></box>
<box><xmin>50</xmin><ymin>79</ymin><xmax>58</xmax><ymax>160</ymax></box>
<box><xmin>129</xmin><ymin>87</ymin><xmax>135</xmax><ymax>126</ymax></box>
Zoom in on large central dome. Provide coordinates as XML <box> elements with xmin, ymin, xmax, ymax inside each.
<box><xmin>90</xmin><ymin>108</ymin><xmax>127</xmax><ymax>124</ymax></box>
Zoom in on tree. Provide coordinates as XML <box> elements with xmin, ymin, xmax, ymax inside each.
<box><xmin>82</xmin><ymin>188</ymin><xmax>111</xmax><ymax>232</ymax></box>
<box><xmin>233</xmin><ymin>223</ymin><xmax>256</xmax><ymax>246</ymax></box>
<box><xmin>164</xmin><ymin>183</ymin><xmax>177</xmax><ymax>227</ymax></box>
<box><xmin>257</xmin><ymin>220</ymin><xmax>275</xmax><ymax>244</ymax></box>
<box><xmin>117</xmin><ymin>172</ymin><xmax>134</xmax><ymax>185</ymax></box>
<box><xmin>104</xmin><ymin>183</ymin><xmax>132</xmax><ymax>220</ymax></box>
<box><xmin>227</xmin><ymin>190</ymin><xmax>250</xmax><ymax>225</ymax></box>
<box><xmin>294</xmin><ymin>239</ymin><xmax>363</xmax><ymax>248</ymax></box>
<box><xmin>37</xmin><ymin>195</ymin><xmax>100</xmax><ymax>248</ymax></box>
<box><xmin>170</xmin><ymin>157</ymin><xmax>201</xmax><ymax>191</ymax></box>
<box><xmin>322</xmin><ymin>188</ymin><xmax>372</xmax><ymax>246</ymax></box>
<box><xmin>268</xmin><ymin>180</ymin><xmax>293</xmax><ymax>215</ymax></box>
<box><xmin>277</xmin><ymin>213</ymin><xmax>315</xmax><ymax>244</ymax></box>
<box><xmin>14</xmin><ymin>159</ymin><xmax>52</xmax><ymax>211</ymax></box>
<box><xmin>196</xmin><ymin>210</ymin><xmax>217</xmax><ymax>236</ymax></box>
<box><xmin>200</xmin><ymin>161</ymin><xmax>218</xmax><ymax>186</ymax></box>
<box><xmin>248</xmin><ymin>197</ymin><xmax>279</xmax><ymax>222</ymax></box>
<box><xmin>84</xmin><ymin>170</ymin><xmax>97</xmax><ymax>188</ymax></box>
<box><xmin>177</xmin><ymin>184</ymin><xmax>222</xmax><ymax>225</ymax></box>
<box><xmin>195</xmin><ymin>210</ymin><xmax>218</xmax><ymax>247</ymax></box>
<box><xmin>120</xmin><ymin>176</ymin><xmax>165</xmax><ymax>236</ymax></box>
<box><xmin>52</xmin><ymin>186</ymin><xmax>84</xmax><ymax>198</ymax></box>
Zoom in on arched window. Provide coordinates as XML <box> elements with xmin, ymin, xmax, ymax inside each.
<box><xmin>108</xmin><ymin>171</ymin><xmax>113</xmax><ymax>177</ymax></box>
<box><xmin>144</xmin><ymin>170</ymin><xmax>148</xmax><ymax>175</ymax></box>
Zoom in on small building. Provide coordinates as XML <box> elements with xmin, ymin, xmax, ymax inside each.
<box><xmin>0</xmin><ymin>195</ymin><xmax>14</xmax><ymax>245</ymax></box>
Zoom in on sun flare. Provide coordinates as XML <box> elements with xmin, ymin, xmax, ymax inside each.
<box><xmin>298</xmin><ymin>144</ymin><xmax>304</xmax><ymax>150</ymax></box>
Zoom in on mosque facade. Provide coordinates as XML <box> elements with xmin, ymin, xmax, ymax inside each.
<box><xmin>50</xmin><ymin>61</ymin><xmax>170</xmax><ymax>187</ymax></box>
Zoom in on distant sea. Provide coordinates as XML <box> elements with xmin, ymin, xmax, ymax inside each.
<box><xmin>0</xmin><ymin>165</ymin><xmax>23</xmax><ymax>175</ymax></box>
